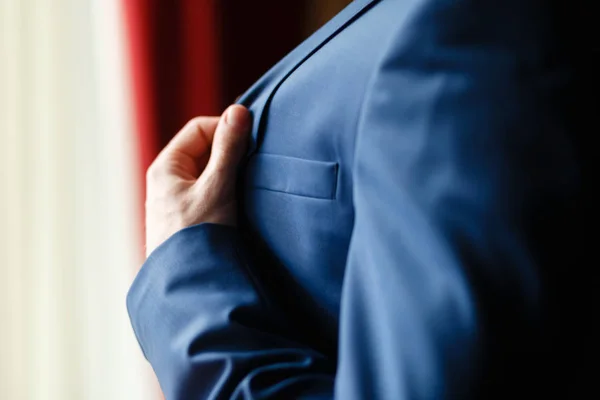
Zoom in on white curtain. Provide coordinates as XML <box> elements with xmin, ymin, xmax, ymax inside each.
<box><xmin>0</xmin><ymin>0</ymin><xmax>152</xmax><ymax>398</ymax></box>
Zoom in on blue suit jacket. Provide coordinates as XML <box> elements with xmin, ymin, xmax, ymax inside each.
<box><xmin>127</xmin><ymin>0</ymin><xmax>595</xmax><ymax>398</ymax></box>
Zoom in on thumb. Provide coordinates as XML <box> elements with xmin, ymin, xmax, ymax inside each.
<box><xmin>205</xmin><ymin>105</ymin><xmax>251</xmax><ymax>178</ymax></box>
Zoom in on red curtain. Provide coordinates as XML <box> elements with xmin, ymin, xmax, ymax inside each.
<box><xmin>122</xmin><ymin>1</ymin><xmax>220</xmax><ymax>282</ymax></box>
<box><xmin>122</xmin><ymin>0</ymin><xmax>220</xmax><ymax>212</ymax></box>
<box><xmin>122</xmin><ymin>0</ymin><xmax>325</xmax><ymax>173</ymax></box>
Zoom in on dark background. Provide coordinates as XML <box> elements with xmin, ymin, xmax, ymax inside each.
<box><xmin>143</xmin><ymin>0</ymin><xmax>352</xmax><ymax>149</ymax></box>
<box><xmin>218</xmin><ymin>1</ymin><xmax>352</xmax><ymax>109</ymax></box>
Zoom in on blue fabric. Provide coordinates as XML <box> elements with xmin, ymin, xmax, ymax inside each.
<box><xmin>246</xmin><ymin>154</ymin><xmax>339</xmax><ymax>199</ymax></box>
<box><xmin>127</xmin><ymin>0</ymin><xmax>595</xmax><ymax>398</ymax></box>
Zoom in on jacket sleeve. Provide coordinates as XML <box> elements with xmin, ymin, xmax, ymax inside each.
<box><xmin>127</xmin><ymin>1</ymin><xmax>587</xmax><ymax>399</ymax></box>
<box><xmin>126</xmin><ymin>224</ymin><xmax>335</xmax><ymax>399</ymax></box>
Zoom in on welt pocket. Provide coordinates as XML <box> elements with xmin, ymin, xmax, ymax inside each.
<box><xmin>245</xmin><ymin>154</ymin><xmax>338</xmax><ymax>199</ymax></box>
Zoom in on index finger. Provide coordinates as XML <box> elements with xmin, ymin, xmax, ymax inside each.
<box><xmin>161</xmin><ymin>116</ymin><xmax>220</xmax><ymax>162</ymax></box>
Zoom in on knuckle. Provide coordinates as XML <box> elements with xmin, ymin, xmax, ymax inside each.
<box><xmin>184</xmin><ymin>117</ymin><xmax>203</xmax><ymax>131</ymax></box>
<box><xmin>146</xmin><ymin>161</ymin><xmax>163</xmax><ymax>183</ymax></box>
<box><xmin>185</xmin><ymin>116</ymin><xmax>211</xmax><ymax>145</ymax></box>
<box><xmin>146</xmin><ymin>156</ymin><xmax>174</xmax><ymax>185</ymax></box>
<box><xmin>190</xmin><ymin>116</ymin><xmax>205</xmax><ymax>126</ymax></box>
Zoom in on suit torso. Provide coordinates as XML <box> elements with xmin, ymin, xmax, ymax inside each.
<box><xmin>238</xmin><ymin>0</ymin><xmax>403</xmax><ymax>352</ymax></box>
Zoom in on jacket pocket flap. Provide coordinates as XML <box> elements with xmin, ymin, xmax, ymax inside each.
<box><xmin>246</xmin><ymin>154</ymin><xmax>338</xmax><ymax>199</ymax></box>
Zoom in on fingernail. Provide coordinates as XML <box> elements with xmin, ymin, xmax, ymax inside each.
<box><xmin>225</xmin><ymin>105</ymin><xmax>249</xmax><ymax>128</ymax></box>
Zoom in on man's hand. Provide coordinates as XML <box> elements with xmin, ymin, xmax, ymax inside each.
<box><xmin>145</xmin><ymin>105</ymin><xmax>251</xmax><ymax>257</ymax></box>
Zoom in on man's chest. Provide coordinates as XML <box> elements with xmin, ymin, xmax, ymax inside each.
<box><xmin>237</xmin><ymin>0</ymin><xmax>409</xmax><ymax>348</ymax></box>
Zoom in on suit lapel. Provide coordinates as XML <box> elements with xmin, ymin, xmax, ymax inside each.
<box><xmin>238</xmin><ymin>0</ymin><xmax>380</xmax><ymax>155</ymax></box>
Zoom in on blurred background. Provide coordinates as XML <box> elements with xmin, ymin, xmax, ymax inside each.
<box><xmin>0</xmin><ymin>0</ymin><xmax>351</xmax><ymax>398</ymax></box>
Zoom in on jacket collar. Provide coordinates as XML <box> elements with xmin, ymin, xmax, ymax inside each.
<box><xmin>238</xmin><ymin>0</ymin><xmax>380</xmax><ymax>156</ymax></box>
